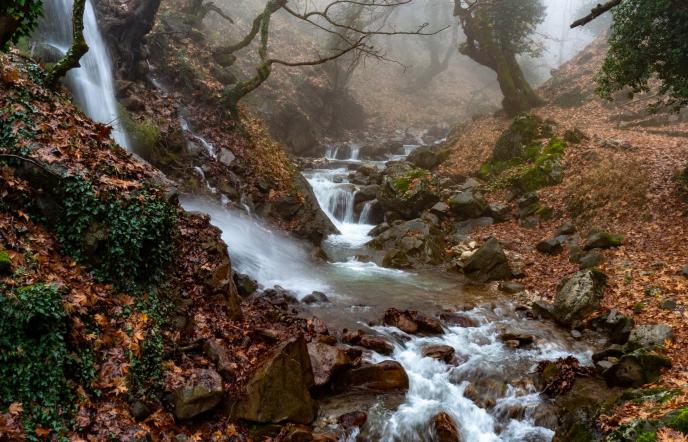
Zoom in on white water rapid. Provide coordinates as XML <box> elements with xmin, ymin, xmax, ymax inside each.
<box><xmin>183</xmin><ymin>144</ymin><xmax>594</xmax><ymax>441</ymax></box>
<box><xmin>36</xmin><ymin>0</ymin><xmax>129</xmax><ymax>148</ymax></box>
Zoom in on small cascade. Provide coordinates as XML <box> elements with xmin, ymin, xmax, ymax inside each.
<box><xmin>359</xmin><ymin>201</ymin><xmax>374</xmax><ymax>224</ymax></box>
<box><xmin>349</xmin><ymin>143</ymin><xmax>361</xmax><ymax>161</ymax></box>
<box><xmin>36</xmin><ymin>0</ymin><xmax>129</xmax><ymax>148</ymax></box>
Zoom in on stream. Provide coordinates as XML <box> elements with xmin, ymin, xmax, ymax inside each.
<box><xmin>33</xmin><ymin>5</ymin><xmax>595</xmax><ymax>441</ymax></box>
<box><xmin>181</xmin><ymin>145</ymin><xmax>595</xmax><ymax>442</ymax></box>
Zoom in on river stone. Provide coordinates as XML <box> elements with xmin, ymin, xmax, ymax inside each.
<box><xmin>227</xmin><ymin>334</ymin><xmax>317</xmax><ymax>423</ymax></box>
<box><xmin>604</xmin><ymin>349</ymin><xmax>672</xmax><ymax>388</ymax></box>
<box><xmin>307</xmin><ymin>342</ymin><xmax>354</xmax><ymax>387</ymax></box>
<box><xmin>359</xmin><ymin>335</ymin><xmax>395</xmax><ymax>355</ymax></box>
<box><xmin>462</xmin><ymin>237</ymin><xmax>513</xmax><ymax>283</ymax></box>
<box><xmin>302</xmin><ymin>291</ymin><xmax>330</xmax><ymax>304</ymax></box>
<box><xmin>338</xmin><ymin>411</ymin><xmax>367</xmax><ymax>430</ymax></box>
<box><xmin>334</xmin><ymin>360</ymin><xmax>409</xmax><ymax>392</ymax></box>
<box><xmin>626</xmin><ymin>324</ymin><xmax>674</xmax><ymax>351</ymax></box>
<box><xmin>382</xmin><ymin>249</ymin><xmax>411</xmax><ymax>269</ymax></box>
<box><xmin>422</xmin><ymin>345</ymin><xmax>455</xmax><ymax>362</ymax></box>
<box><xmin>431</xmin><ymin>412</ymin><xmax>462</xmax><ymax>442</ymax></box>
<box><xmin>552</xmin><ymin>269</ymin><xmax>607</xmax><ymax>327</ymax></box>
<box><xmin>531</xmin><ymin>300</ymin><xmax>555</xmax><ymax>320</ymax></box>
<box><xmin>499</xmin><ymin>281</ymin><xmax>525</xmax><ymax>294</ymax></box>
<box><xmin>170</xmin><ymin>369</ymin><xmax>224</xmax><ymax>420</ymax></box>
<box><xmin>377</xmin><ymin>162</ymin><xmax>439</xmax><ymax>219</ymax></box>
<box><xmin>383</xmin><ymin>308</ymin><xmax>443</xmax><ymax>335</ymax></box>
<box><xmin>447</xmin><ymin>190</ymin><xmax>488</xmax><ymax>219</ymax></box>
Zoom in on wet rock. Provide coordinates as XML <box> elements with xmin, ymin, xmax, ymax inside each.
<box><xmin>233</xmin><ymin>273</ymin><xmax>257</xmax><ymax>297</ymax></box>
<box><xmin>359</xmin><ymin>335</ymin><xmax>395</xmax><ymax>355</ymax></box>
<box><xmin>407</xmin><ymin>145</ymin><xmax>451</xmax><ymax>169</ymax></box>
<box><xmin>447</xmin><ymin>190</ymin><xmax>488</xmax><ymax>219</ymax></box>
<box><xmin>499</xmin><ymin>282</ymin><xmax>525</xmax><ymax>294</ymax></box>
<box><xmin>334</xmin><ymin>360</ymin><xmax>409</xmax><ymax>392</ymax></box>
<box><xmin>170</xmin><ymin>369</ymin><xmax>224</xmax><ymax>420</ymax></box>
<box><xmin>280</xmin><ymin>424</ymin><xmax>315</xmax><ymax>442</ymax></box>
<box><xmin>626</xmin><ymin>324</ymin><xmax>674</xmax><ymax>351</ymax></box>
<box><xmin>130</xmin><ymin>400</ymin><xmax>152</xmax><ymax>421</ymax></box>
<box><xmin>368</xmin><ymin>222</ymin><xmax>390</xmax><ymax>237</ymax></box>
<box><xmin>383</xmin><ymin>308</ymin><xmax>443</xmax><ymax>335</ymax></box>
<box><xmin>354</xmin><ymin>185</ymin><xmax>380</xmax><ymax>204</ymax></box>
<box><xmin>422</xmin><ymin>345</ymin><xmax>455</xmax><ymax>362</ymax></box>
<box><xmin>431</xmin><ymin>412</ymin><xmax>462</xmax><ymax>442</ymax></box>
<box><xmin>307</xmin><ymin>342</ymin><xmax>354</xmax><ymax>387</ymax></box>
<box><xmin>438</xmin><ymin>312</ymin><xmax>479</xmax><ymax>327</ymax></box>
<box><xmin>227</xmin><ymin>334</ymin><xmax>317</xmax><ymax>423</ymax></box>
<box><xmin>592</xmin><ymin>344</ymin><xmax>625</xmax><ymax>362</ymax></box>
<box><xmin>462</xmin><ymin>237</ymin><xmax>513</xmax><ymax>283</ymax></box>
<box><xmin>536</xmin><ymin>237</ymin><xmax>563</xmax><ymax>255</ymax></box>
<box><xmin>302</xmin><ymin>291</ymin><xmax>330</xmax><ymax>304</ymax></box>
<box><xmin>579</xmin><ymin>250</ymin><xmax>604</xmax><ymax>269</ymax></box>
<box><xmin>499</xmin><ymin>332</ymin><xmax>535</xmax><ymax>349</ymax></box>
<box><xmin>382</xmin><ymin>249</ymin><xmax>411</xmax><ymax>269</ymax></box>
<box><xmin>583</xmin><ymin>231</ymin><xmax>624</xmax><ymax>250</ymax></box>
<box><xmin>531</xmin><ymin>300</ymin><xmax>555</xmax><ymax>320</ymax></box>
<box><xmin>588</xmin><ymin>310</ymin><xmax>634</xmax><ymax>345</ymax></box>
<box><xmin>604</xmin><ymin>349</ymin><xmax>672</xmax><ymax>388</ymax></box>
<box><xmin>338</xmin><ymin>411</ymin><xmax>367</xmax><ymax>430</ymax></box>
<box><xmin>263</xmin><ymin>286</ymin><xmax>299</xmax><ymax>304</ymax></box>
<box><xmin>203</xmin><ymin>339</ymin><xmax>235</xmax><ymax>380</ymax></box>
<box><xmin>552</xmin><ymin>269</ymin><xmax>607</xmax><ymax>327</ymax></box>
<box><xmin>463</xmin><ymin>376</ymin><xmax>507</xmax><ymax>409</ymax></box>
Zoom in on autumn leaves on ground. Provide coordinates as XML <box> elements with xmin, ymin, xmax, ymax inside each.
<box><xmin>441</xmin><ymin>39</ymin><xmax>688</xmax><ymax>437</ymax></box>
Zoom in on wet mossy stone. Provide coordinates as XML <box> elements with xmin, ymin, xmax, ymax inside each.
<box><xmin>492</xmin><ymin>114</ymin><xmax>550</xmax><ymax>162</ymax></box>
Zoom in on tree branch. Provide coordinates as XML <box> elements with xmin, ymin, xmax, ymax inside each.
<box><xmin>570</xmin><ymin>0</ymin><xmax>622</xmax><ymax>28</ymax></box>
<box><xmin>45</xmin><ymin>0</ymin><xmax>89</xmax><ymax>88</ymax></box>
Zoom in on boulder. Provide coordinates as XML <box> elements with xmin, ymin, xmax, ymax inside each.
<box><xmin>487</xmin><ymin>203</ymin><xmax>511</xmax><ymax>222</ymax></box>
<box><xmin>233</xmin><ymin>273</ymin><xmax>257</xmax><ymax>297</ymax></box>
<box><xmin>583</xmin><ymin>231</ymin><xmax>624</xmax><ymax>250</ymax></box>
<box><xmin>499</xmin><ymin>282</ymin><xmax>525</xmax><ymax>294</ymax></box>
<box><xmin>604</xmin><ymin>349</ymin><xmax>672</xmax><ymax>388</ymax></box>
<box><xmin>499</xmin><ymin>332</ymin><xmax>535</xmax><ymax>349</ymax></box>
<box><xmin>588</xmin><ymin>310</ymin><xmax>634</xmax><ymax>345</ymax></box>
<box><xmin>227</xmin><ymin>334</ymin><xmax>317</xmax><ymax>423</ymax></box>
<box><xmin>552</xmin><ymin>270</ymin><xmax>607</xmax><ymax>327</ymax></box>
<box><xmin>338</xmin><ymin>411</ymin><xmax>367</xmax><ymax>430</ymax></box>
<box><xmin>302</xmin><ymin>291</ymin><xmax>330</xmax><ymax>304</ymax></box>
<box><xmin>626</xmin><ymin>324</ymin><xmax>674</xmax><ymax>351</ymax></box>
<box><xmin>383</xmin><ymin>308</ymin><xmax>443</xmax><ymax>335</ymax></box>
<box><xmin>431</xmin><ymin>412</ymin><xmax>462</xmax><ymax>442</ymax></box>
<box><xmin>170</xmin><ymin>369</ymin><xmax>224</xmax><ymax>420</ymax></box>
<box><xmin>557</xmin><ymin>223</ymin><xmax>577</xmax><ymax>236</ymax></box>
<box><xmin>462</xmin><ymin>238</ymin><xmax>513</xmax><ymax>283</ymax></box>
<box><xmin>307</xmin><ymin>342</ymin><xmax>354</xmax><ymax>387</ymax></box>
<box><xmin>438</xmin><ymin>312</ymin><xmax>479</xmax><ymax>328</ymax></box>
<box><xmin>447</xmin><ymin>190</ymin><xmax>488</xmax><ymax>219</ymax></box>
<box><xmin>453</xmin><ymin>217</ymin><xmax>494</xmax><ymax>235</ymax></box>
<box><xmin>377</xmin><ymin>162</ymin><xmax>439</xmax><ymax>219</ymax></box>
<box><xmin>359</xmin><ymin>335</ymin><xmax>395</xmax><ymax>355</ymax></box>
<box><xmin>407</xmin><ymin>145</ymin><xmax>450</xmax><ymax>169</ymax></box>
<box><xmin>370</xmin><ymin>218</ymin><xmax>444</xmax><ymax>267</ymax></box>
<box><xmin>354</xmin><ymin>185</ymin><xmax>380</xmax><ymax>204</ymax></box>
<box><xmin>531</xmin><ymin>300</ymin><xmax>555</xmax><ymax>320</ymax></box>
<box><xmin>422</xmin><ymin>345</ymin><xmax>455</xmax><ymax>363</ymax></box>
<box><xmin>430</xmin><ymin>201</ymin><xmax>451</xmax><ymax>217</ymax></box>
<box><xmin>203</xmin><ymin>339</ymin><xmax>235</xmax><ymax>380</ymax></box>
<box><xmin>382</xmin><ymin>249</ymin><xmax>411</xmax><ymax>269</ymax></box>
<box><xmin>536</xmin><ymin>237</ymin><xmax>563</xmax><ymax>255</ymax></box>
<box><xmin>334</xmin><ymin>360</ymin><xmax>409</xmax><ymax>392</ymax></box>
<box><xmin>579</xmin><ymin>250</ymin><xmax>604</xmax><ymax>269</ymax></box>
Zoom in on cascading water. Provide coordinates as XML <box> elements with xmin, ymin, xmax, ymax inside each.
<box><xmin>180</xmin><ymin>140</ymin><xmax>593</xmax><ymax>441</ymax></box>
<box><xmin>36</xmin><ymin>0</ymin><xmax>129</xmax><ymax>148</ymax></box>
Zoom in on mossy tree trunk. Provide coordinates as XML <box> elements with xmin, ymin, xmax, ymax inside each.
<box><xmin>45</xmin><ymin>0</ymin><xmax>89</xmax><ymax>89</ymax></box>
<box><xmin>455</xmin><ymin>5</ymin><xmax>543</xmax><ymax>116</ymax></box>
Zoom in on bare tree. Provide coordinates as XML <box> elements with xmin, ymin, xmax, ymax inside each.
<box><xmin>217</xmin><ymin>0</ymin><xmax>443</xmax><ymax>118</ymax></box>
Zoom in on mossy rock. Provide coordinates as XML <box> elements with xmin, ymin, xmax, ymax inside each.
<box><xmin>664</xmin><ymin>407</ymin><xmax>688</xmax><ymax>434</ymax></box>
<box><xmin>0</xmin><ymin>250</ymin><xmax>12</xmax><ymax>274</ymax></box>
<box><xmin>605</xmin><ymin>419</ymin><xmax>660</xmax><ymax>441</ymax></box>
<box><xmin>492</xmin><ymin>114</ymin><xmax>552</xmax><ymax>162</ymax></box>
<box><xmin>584</xmin><ymin>231</ymin><xmax>624</xmax><ymax>250</ymax></box>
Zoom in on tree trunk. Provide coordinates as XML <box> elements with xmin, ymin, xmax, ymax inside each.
<box><xmin>45</xmin><ymin>0</ymin><xmax>89</xmax><ymax>89</ymax></box>
<box><xmin>0</xmin><ymin>15</ymin><xmax>21</xmax><ymax>49</ymax></box>
<box><xmin>96</xmin><ymin>0</ymin><xmax>162</xmax><ymax>80</ymax></box>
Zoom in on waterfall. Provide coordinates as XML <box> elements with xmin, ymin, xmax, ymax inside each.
<box><xmin>36</xmin><ymin>0</ymin><xmax>129</xmax><ymax>148</ymax></box>
<box><xmin>359</xmin><ymin>200</ymin><xmax>373</xmax><ymax>224</ymax></box>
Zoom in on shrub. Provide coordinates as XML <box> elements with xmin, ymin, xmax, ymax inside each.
<box><xmin>1</xmin><ymin>1</ymin><xmax>44</xmax><ymax>50</ymax></box>
<box><xmin>562</xmin><ymin>155</ymin><xmax>649</xmax><ymax>223</ymax></box>
<box><xmin>55</xmin><ymin>176</ymin><xmax>177</xmax><ymax>289</ymax></box>
<box><xmin>0</xmin><ymin>283</ymin><xmax>73</xmax><ymax>440</ymax></box>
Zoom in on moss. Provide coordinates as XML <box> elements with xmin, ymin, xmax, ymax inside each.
<box><xmin>633</xmin><ymin>302</ymin><xmax>646</xmax><ymax>313</ymax></box>
<box><xmin>0</xmin><ymin>250</ymin><xmax>11</xmax><ymax>273</ymax></box>
<box><xmin>622</xmin><ymin>387</ymin><xmax>680</xmax><ymax>405</ymax></box>
<box><xmin>391</xmin><ymin>169</ymin><xmax>430</xmax><ymax>196</ymax></box>
<box><xmin>120</xmin><ymin>108</ymin><xmax>162</xmax><ymax>159</ymax></box>
<box><xmin>492</xmin><ymin>114</ymin><xmax>546</xmax><ymax>162</ymax></box>
<box><xmin>535</xmin><ymin>205</ymin><xmax>554</xmax><ymax>220</ymax></box>
<box><xmin>636</xmin><ymin>432</ymin><xmax>657</xmax><ymax>442</ymax></box>
<box><xmin>666</xmin><ymin>407</ymin><xmax>688</xmax><ymax>434</ymax></box>
<box><xmin>599</xmin><ymin>231</ymin><xmax>624</xmax><ymax>247</ymax></box>
<box><xmin>606</xmin><ymin>419</ymin><xmax>660</xmax><ymax>442</ymax></box>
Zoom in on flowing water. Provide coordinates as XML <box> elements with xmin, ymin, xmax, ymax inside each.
<box><xmin>182</xmin><ymin>143</ymin><xmax>594</xmax><ymax>441</ymax></box>
<box><xmin>35</xmin><ymin>0</ymin><xmax>129</xmax><ymax>147</ymax></box>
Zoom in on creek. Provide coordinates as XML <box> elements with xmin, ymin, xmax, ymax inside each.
<box><xmin>182</xmin><ymin>143</ymin><xmax>595</xmax><ymax>441</ymax></box>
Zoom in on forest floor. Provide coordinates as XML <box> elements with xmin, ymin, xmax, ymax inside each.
<box><xmin>440</xmin><ymin>39</ymin><xmax>688</xmax><ymax>427</ymax></box>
